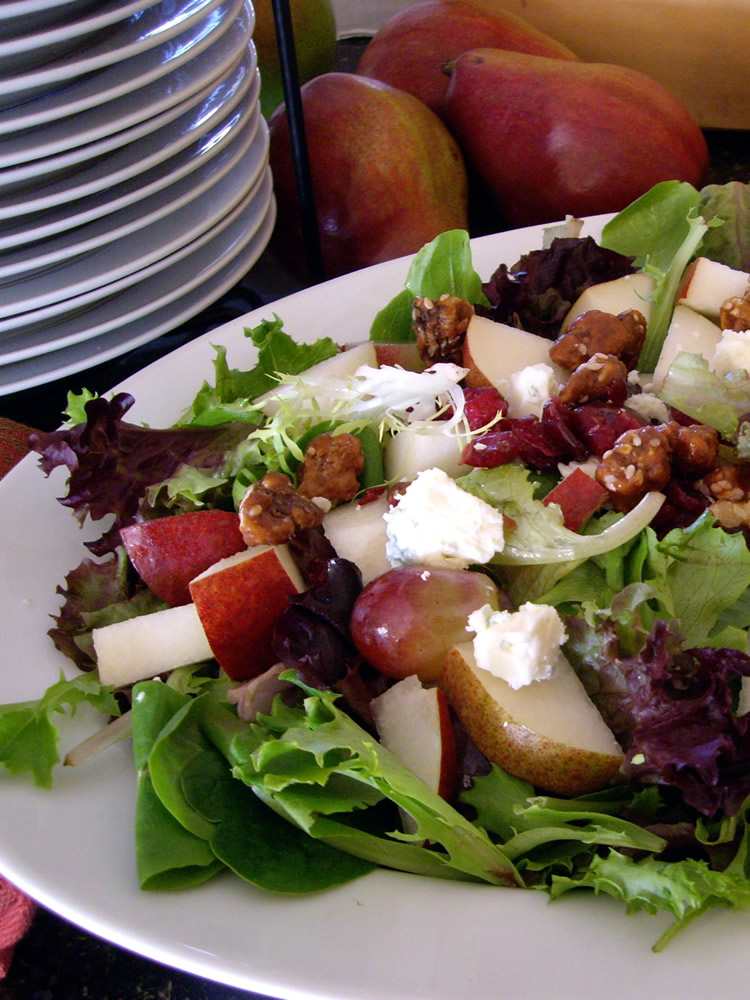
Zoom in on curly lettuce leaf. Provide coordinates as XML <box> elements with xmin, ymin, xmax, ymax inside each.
<box><xmin>30</xmin><ymin>394</ymin><xmax>250</xmax><ymax>555</ymax></box>
<box><xmin>538</xmin><ymin>510</ymin><xmax>750</xmax><ymax>651</ymax></box>
<box><xmin>699</xmin><ymin>181</ymin><xmax>750</xmax><ymax>271</ymax></box>
<box><xmin>49</xmin><ymin>547</ymin><xmax>168</xmax><ymax>670</ymax></box>
<box><xmin>480</xmin><ymin>236</ymin><xmax>636</xmax><ymax>339</ymax></box>
<box><xmin>550</xmin><ymin>846</ymin><xmax>750</xmax><ymax>951</ymax></box>
<box><xmin>180</xmin><ymin>316</ymin><xmax>340</xmax><ymax>426</ymax></box>
<box><xmin>565</xmin><ymin>610</ymin><xmax>750</xmax><ymax>817</ymax></box>
<box><xmin>0</xmin><ymin>672</ymin><xmax>121</xmax><ymax>788</ymax></box>
<box><xmin>461</xmin><ymin>765</ymin><xmax>665</xmax><ymax>864</ymax></box>
<box><xmin>229</xmin><ymin>676</ymin><xmax>520</xmax><ymax>886</ymax></box>
<box><xmin>456</xmin><ymin>464</ymin><xmax>663</xmax><ymax>566</ymax></box>
<box><xmin>659</xmin><ymin>352</ymin><xmax>750</xmax><ymax>439</ymax></box>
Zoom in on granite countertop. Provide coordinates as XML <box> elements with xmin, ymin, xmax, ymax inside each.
<box><xmin>1</xmin><ymin>128</ymin><xmax>749</xmax><ymax>1000</ymax></box>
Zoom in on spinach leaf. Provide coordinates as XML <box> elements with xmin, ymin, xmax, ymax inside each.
<box><xmin>370</xmin><ymin>230</ymin><xmax>487</xmax><ymax>343</ymax></box>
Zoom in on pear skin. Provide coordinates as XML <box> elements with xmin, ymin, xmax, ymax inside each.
<box><xmin>254</xmin><ymin>0</ymin><xmax>337</xmax><ymax>118</ymax></box>
<box><xmin>356</xmin><ymin>0</ymin><xmax>577</xmax><ymax>112</ymax></box>
<box><xmin>440</xmin><ymin>643</ymin><xmax>624</xmax><ymax>796</ymax></box>
<box><xmin>269</xmin><ymin>73</ymin><xmax>468</xmax><ymax>280</ymax></box>
<box><xmin>440</xmin><ymin>49</ymin><xmax>709</xmax><ymax>227</ymax></box>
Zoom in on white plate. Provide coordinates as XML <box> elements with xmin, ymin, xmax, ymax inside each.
<box><xmin>2</xmin><ymin>215</ymin><xmax>749</xmax><ymax>999</ymax></box>
<box><xmin>0</xmin><ymin>0</ymin><xmax>95</xmax><ymax>34</ymax></box>
<box><xmin>0</xmin><ymin>39</ymin><xmax>254</xmax><ymax>186</ymax></box>
<box><xmin>0</xmin><ymin>0</ymin><xmax>225</xmax><ymax>110</ymax></box>
<box><xmin>0</xmin><ymin>166</ymin><xmax>272</xmax><ymax>385</ymax></box>
<box><xmin>0</xmin><ymin>55</ymin><xmax>256</xmax><ymax>250</ymax></box>
<box><xmin>0</xmin><ymin>121</ymin><xmax>269</xmax><ymax>327</ymax></box>
<box><xmin>0</xmin><ymin>11</ymin><xmax>252</xmax><ymax>164</ymax></box>
<box><xmin>0</xmin><ymin>0</ymin><xmax>162</xmax><ymax>74</ymax></box>
<box><xmin>0</xmin><ymin>56</ymin><xmax>258</xmax><ymax>214</ymax></box>
<box><xmin>0</xmin><ymin>0</ymin><xmax>251</xmax><ymax>135</ymax></box>
<box><xmin>0</xmin><ymin>100</ymin><xmax>261</xmax><ymax>282</ymax></box>
<box><xmin>0</xmin><ymin>192</ymin><xmax>275</xmax><ymax>396</ymax></box>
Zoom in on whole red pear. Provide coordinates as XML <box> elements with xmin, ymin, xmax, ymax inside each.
<box><xmin>440</xmin><ymin>49</ymin><xmax>709</xmax><ymax>227</ymax></box>
<box><xmin>356</xmin><ymin>0</ymin><xmax>578</xmax><ymax>112</ymax></box>
<box><xmin>268</xmin><ymin>72</ymin><xmax>468</xmax><ymax>280</ymax></box>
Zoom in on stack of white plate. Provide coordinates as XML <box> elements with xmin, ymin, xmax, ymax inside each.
<box><xmin>0</xmin><ymin>0</ymin><xmax>274</xmax><ymax>396</ymax></box>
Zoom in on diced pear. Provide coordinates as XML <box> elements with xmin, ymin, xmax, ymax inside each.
<box><xmin>189</xmin><ymin>545</ymin><xmax>305</xmax><ymax>681</ymax></box>
<box><xmin>561</xmin><ymin>272</ymin><xmax>654</xmax><ymax>332</ymax></box>
<box><xmin>652</xmin><ymin>304</ymin><xmax>723</xmax><ymax>388</ymax></box>
<box><xmin>384</xmin><ymin>423</ymin><xmax>470</xmax><ymax>481</ymax></box>
<box><xmin>371</xmin><ymin>675</ymin><xmax>457</xmax><ymax>801</ymax></box>
<box><xmin>440</xmin><ymin>643</ymin><xmax>623</xmax><ymax>796</ymax></box>
<box><xmin>462</xmin><ymin>313</ymin><xmax>566</xmax><ymax>389</ymax></box>
<box><xmin>322</xmin><ymin>492</ymin><xmax>390</xmax><ymax>585</ymax></box>
<box><xmin>677</xmin><ymin>257</ymin><xmax>750</xmax><ymax>321</ymax></box>
<box><xmin>373</xmin><ymin>342</ymin><xmax>426</xmax><ymax>372</ymax></box>
<box><xmin>94</xmin><ymin>603</ymin><xmax>213</xmax><ymax>688</ymax></box>
<box><xmin>120</xmin><ymin>510</ymin><xmax>246</xmax><ymax>607</ymax></box>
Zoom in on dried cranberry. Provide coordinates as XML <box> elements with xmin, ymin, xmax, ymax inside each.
<box><xmin>571</xmin><ymin>405</ymin><xmax>644</xmax><ymax>456</ymax></box>
<box><xmin>461</xmin><ymin>426</ymin><xmax>521</xmax><ymax>467</ymax></box>
<box><xmin>649</xmin><ymin>480</ymin><xmax>712</xmax><ymax>536</ymax></box>
<box><xmin>463</xmin><ymin>386</ymin><xmax>508</xmax><ymax>430</ymax></box>
<box><xmin>540</xmin><ymin>399</ymin><xmax>589</xmax><ymax>462</ymax></box>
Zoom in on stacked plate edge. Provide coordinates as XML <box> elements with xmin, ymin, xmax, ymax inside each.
<box><xmin>0</xmin><ymin>0</ymin><xmax>274</xmax><ymax>396</ymax></box>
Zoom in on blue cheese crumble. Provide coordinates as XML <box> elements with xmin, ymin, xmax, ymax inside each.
<box><xmin>383</xmin><ymin>467</ymin><xmax>505</xmax><ymax>569</ymax></box>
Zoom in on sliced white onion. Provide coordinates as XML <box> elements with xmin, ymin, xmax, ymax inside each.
<box><xmin>496</xmin><ymin>491</ymin><xmax>665</xmax><ymax>565</ymax></box>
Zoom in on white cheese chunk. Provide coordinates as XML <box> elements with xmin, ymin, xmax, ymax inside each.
<box><xmin>467</xmin><ymin>602</ymin><xmax>567</xmax><ymax>689</ymax></box>
<box><xmin>624</xmin><ymin>391</ymin><xmax>670</xmax><ymax>424</ymax></box>
<box><xmin>502</xmin><ymin>362</ymin><xmax>559</xmax><ymax>419</ymax></box>
<box><xmin>384</xmin><ymin>467</ymin><xmax>505</xmax><ymax>569</ymax></box>
<box><xmin>711</xmin><ymin>328</ymin><xmax>750</xmax><ymax>377</ymax></box>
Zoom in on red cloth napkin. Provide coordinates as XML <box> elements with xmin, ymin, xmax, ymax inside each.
<box><xmin>0</xmin><ymin>417</ymin><xmax>38</xmax><ymax>977</ymax></box>
<box><xmin>0</xmin><ymin>880</ymin><xmax>35</xmax><ymax>978</ymax></box>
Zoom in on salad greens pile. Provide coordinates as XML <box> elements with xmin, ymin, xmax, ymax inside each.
<box><xmin>4</xmin><ymin>179</ymin><xmax>750</xmax><ymax>951</ymax></box>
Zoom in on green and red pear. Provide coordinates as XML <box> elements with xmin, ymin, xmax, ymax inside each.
<box><xmin>254</xmin><ymin>0</ymin><xmax>337</xmax><ymax>118</ymax></box>
<box><xmin>356</xmin><ymin>0</ymin><xmax>577</xmax><ymax>112</ymax></box>
<box><xmin>120</xmin><ymin>510</ymin><xmax>246</xmax><ymax>606</ymax></box>
<box><xmin>268</xmin><ymin>72</ymin><xmax>468</xmax><ymax>280</ymax></box>
<box><xmin>440</xmin><ymin>49</ymin><xmax>709</xmax><ymax>227</ymax></box>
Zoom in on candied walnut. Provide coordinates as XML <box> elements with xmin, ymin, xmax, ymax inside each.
<box><xmin>709</xmin><ymin>499</ymin><xmax>750</xmax><ymax>530</ymax></box>
<box><xmin>239</xmin><ymin>471</ymin><xmax>324</xmax><ymax>546</ymax></box>
<box><xmin>297</xmin><ymin>432</ymin><xmax>364</xmax><ymax>506</ymax></box>
<box><xmin>413</xmin><ymin>293</ymin><xmax>474</xmax><ymax>365</ymax></box>
<box><xmin>720</xmin><ymin>294</ymin><xmax>750</xmax><ymax>332</ymax></box>
<box><xmin>617</xmin><ymin>308</ymin><xmax>648</xmax><ymax>362</ymax></box>
<box><xmin>550</xmin><ymin>308</ymin><xmax>647</xmax><ymax>371</ymax></box>
<box><xmin>595</xmin><ymin>425</ymin><xmax>672</xmax><ymax>510</ymax></box>
<box><xmin>699</xmin><ymin>464</ymin><xmax>750</xmax><ymax>503</ymax></box>
<box><xmin>668</xmin><ymin>423</ymin><xmax>719</xmax><ymax>480</ymax></box>
<box><xmin>558</xmin><ymin>352</ymin><xmax>628</xmax><ymax>406</ymax></box>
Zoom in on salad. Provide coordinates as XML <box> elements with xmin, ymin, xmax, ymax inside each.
<box><xmin>3</xmin><ymin>179</ymin><xmax>750</xmax><ymax>953</ymax></box>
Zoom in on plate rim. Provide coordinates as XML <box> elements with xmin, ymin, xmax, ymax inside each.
<box><xmin>4</xmin><ymin>214</ymin><xmax>746</xmax><ymax>1000</ymax></box>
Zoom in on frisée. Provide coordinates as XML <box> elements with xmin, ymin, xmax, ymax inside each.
<box><xmin>3</xmin><ymin>180</ymin><xmax>750</xmax><ymax>952</ymax></box>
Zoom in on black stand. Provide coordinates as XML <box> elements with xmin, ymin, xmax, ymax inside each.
<box><xmin>270</xmin><ymin>0</ymin><xmax>325</xmax><ymax>285</ymax></box>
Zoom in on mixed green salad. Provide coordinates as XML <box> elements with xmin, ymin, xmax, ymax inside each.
<box><xmin>3</xmin><ymin>180</ymin><xmax>750</xmax><ymax>952</ymax></box>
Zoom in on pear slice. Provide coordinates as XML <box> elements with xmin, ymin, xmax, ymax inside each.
<box><xmin>561</xmin><ymin>272</ymin><xmax>654</xmax><ymax>332</ymax></box>
<box><xmin>322</xmin><ymin>492</ymin><xmax>390</xmax><ymax>585</ymax></box>
<box><xmin>440</xmin><ymin>643</ymin><xmax>623</xmax><ymax>796</ymax></box>
<box><xmin>462</xmin><ymin>313</ymin><xmax>566</xmax><ymax>389</ymax></box>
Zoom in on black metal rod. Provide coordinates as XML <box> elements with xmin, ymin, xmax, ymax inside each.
<box><xmin>270</xmin><ymin>0</ymin><xmax>326</xmax><ymax>285</ymax></box>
